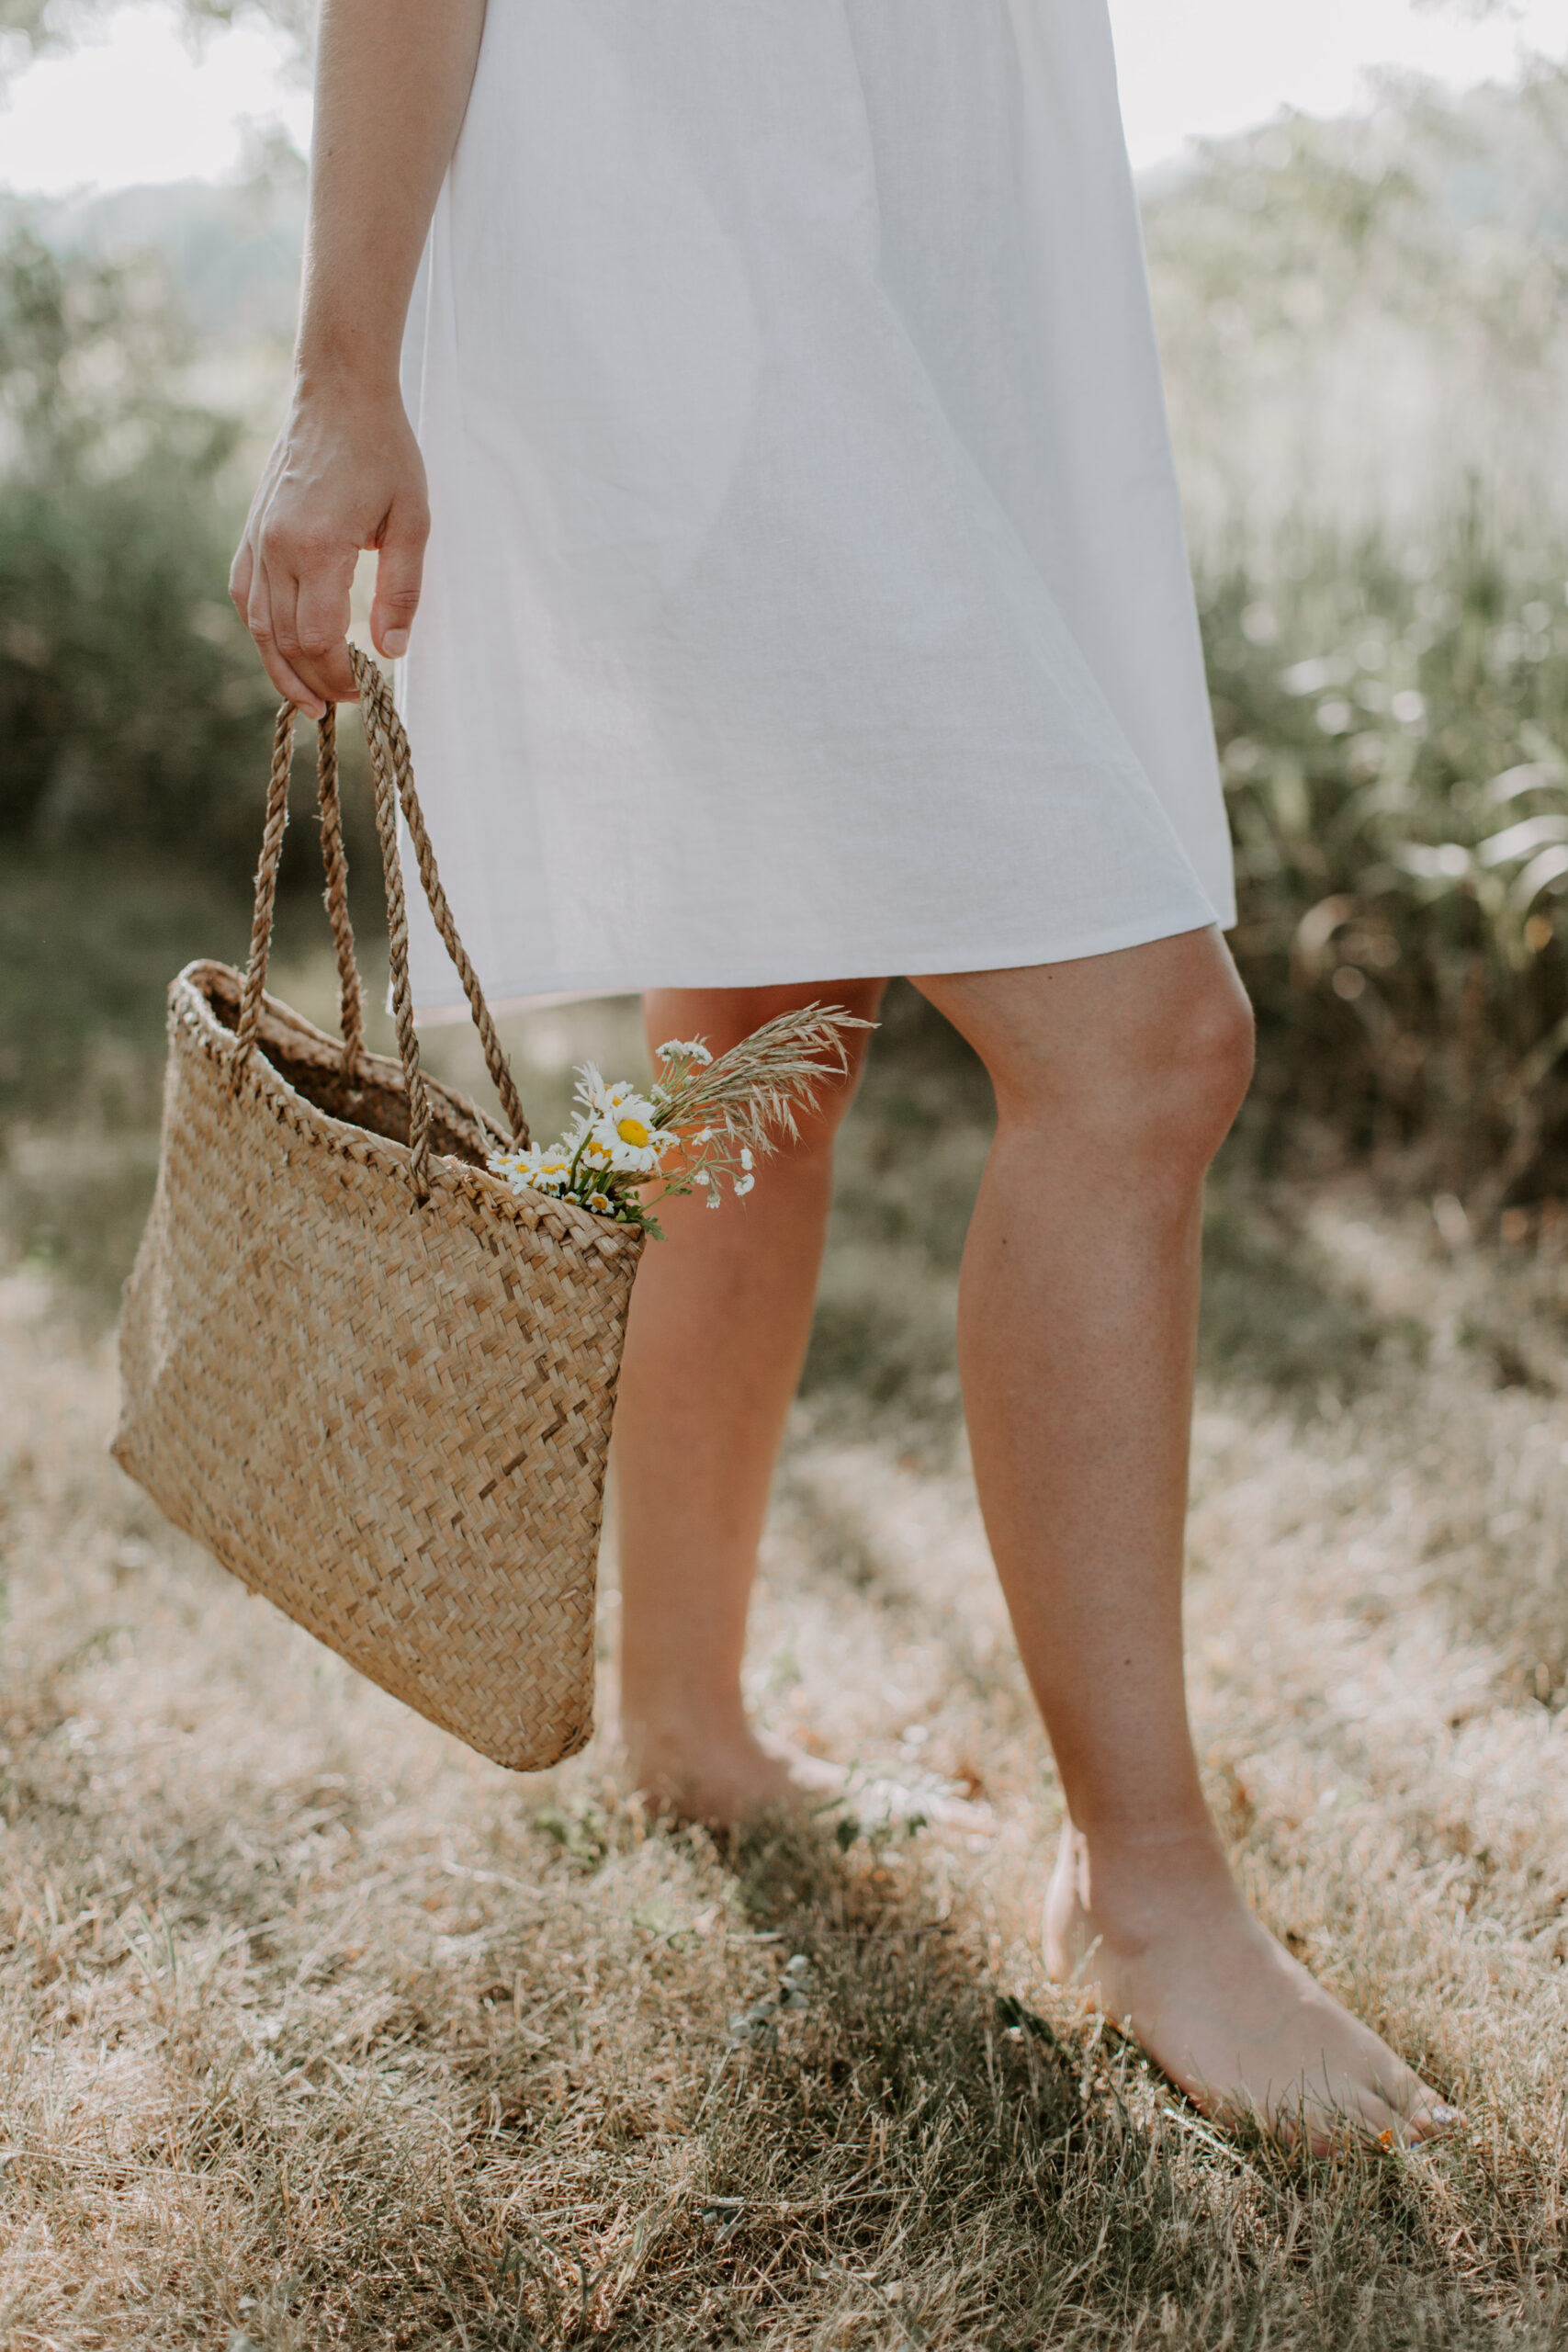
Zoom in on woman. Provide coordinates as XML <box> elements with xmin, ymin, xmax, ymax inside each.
<box><xmin>231</xmin><ymin>0</ymin><xmax>1454</xmax><ymax>2149</ymax></box>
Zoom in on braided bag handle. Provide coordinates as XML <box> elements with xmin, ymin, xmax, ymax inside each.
<box><xmin>315</xmin><ymin>700</ymin><xmax>367</xmax><ymax>1080</ymax></box>
<box><xmin>231</xmin><ymin>649</ymin><xmax>529</xmax><ymax>1199</ymax></box>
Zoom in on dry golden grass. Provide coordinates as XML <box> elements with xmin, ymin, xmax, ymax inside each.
<box><xmin>6</xmin><ymin>1166</ymin><xmax>1568</xmax><ymax>2349</ymax></box>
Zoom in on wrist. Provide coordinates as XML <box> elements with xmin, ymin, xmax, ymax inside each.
<box><xmin>291</xmin><ymin>338</ymin><xmax>406</xmax><ymax>412</ymax></box>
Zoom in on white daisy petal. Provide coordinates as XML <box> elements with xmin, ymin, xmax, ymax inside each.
<box><xmin>488</xmin><ymin>1143</ymin><xmax>573</xmax><ymax>1196</ymax></box>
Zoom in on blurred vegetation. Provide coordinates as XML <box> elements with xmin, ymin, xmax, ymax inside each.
<box><xmin>1144</xmin><ymin>62</ymin><xmax>1568</xmax><ymax>546</ymax></box>
<box><xmin>0</xmin><ymin>0</ymin><xmax>309</xmax><ymax>84</ymax></box>
<box><xmin>1208</xmin><ymin>512</ymin><xmax>1568</xmax><ymax>1216</ymax></box>
<box><xmin>0</xmin><ymin>221</ymin><xmax>373</xmax><ymax>884</ymax></box>
<box><xmin>1</xmin><ymin>54</ymin><xmax>1566</xmax><ymax>1395</ymax></box>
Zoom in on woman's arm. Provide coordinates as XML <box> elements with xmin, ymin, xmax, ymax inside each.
<box><xmin>230</xmin><ymin>0</ymin><xmax>487</xmax><ymax>716</ymax></box>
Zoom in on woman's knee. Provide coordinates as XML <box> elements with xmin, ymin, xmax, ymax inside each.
<box><xmin>1106</xmin><ymin>954</ymin><xmax>1255</xmax><ymax>1172</ymax></box>
<box><xmin>921</xmin><ymin>932</ymin><xmax>1254</xmax><ymax>1178</ymax></box>
<box><xmin>1159</xmin><ymin>974</ymin><xmax>1255</xmax><ymax>1157</ymax></box>
<box><xmin>1088</xmin><ymin>965</ymin><xmax>1254</xmax><ymax>1178</ymax></box>
<box><xmin>1043</xmin><ymin>984</ymin><xmax>1252</xmax><ymax>1184</ymax></box>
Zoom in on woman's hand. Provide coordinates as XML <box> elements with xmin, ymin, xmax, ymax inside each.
<box><xmin>226</xmin><ymin>0</ymin><xmax>487</xmax><ymax>715</ymax></box>
<box><xmin>230</xmin><ymin>384</ymin><xmax>430</xmax><ymax>718</ymax></box>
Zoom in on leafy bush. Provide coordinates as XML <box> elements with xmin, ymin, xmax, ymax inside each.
<box><xmin>1138</xmin><ymin>63</ymin><xmax>1568</xmax><ymax>1215</ymax></box>
<box><xmin>0</xmin><ymin>220</ymin><xmax>364</xmax><ymax>887</ymax></box>
<box><xmin>1206</xmin><ymin>508</ymin><xmax>1568</xmax><ymax>1215</ymax></box>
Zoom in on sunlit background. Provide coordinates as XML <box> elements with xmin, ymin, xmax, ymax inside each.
<box><xmin>0</xmin><ymin>0</ymin><xmax>1564</xmax><ymax>1235</ymax></box>
<box><xmin>2</xmin><ymin>0</ymin><xmax>1567</xmax><ymax>1271</ymax></box>
<box><xmin>6</xmin><ymin>13</ymin><xmax>1568</xmax><ymax>2338</ymax></box>
<box><xmin>0</xmin><ymin>0</ymin><xmax>1563</xmax><ymax>186</ymax></box>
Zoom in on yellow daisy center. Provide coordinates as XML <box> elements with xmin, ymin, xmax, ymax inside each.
<box><xmin>616</xmin><ymin>1116</ymin><xmax>651</xmax><ymax>1148</ymax></box>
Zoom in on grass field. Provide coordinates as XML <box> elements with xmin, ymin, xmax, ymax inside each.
<box><xmin>7</xmin><ymin>896</ymin><xmax>1568</xmax><ymax>2345</ymax></box>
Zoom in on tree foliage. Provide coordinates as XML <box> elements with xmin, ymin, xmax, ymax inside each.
<box><xmin>0</xmin><ymin>0</ymin><xmax>310</xmax><ymax>90</ymax></box>
<box><xmin>0</xmin><ymin>225</ymin><xmax>288</xmax><ymax>871</ymax></box>
<box><xmin>1144</xmin><ymin>61</ymin><xmax>1568</xmax><ymax>549</ymax></box>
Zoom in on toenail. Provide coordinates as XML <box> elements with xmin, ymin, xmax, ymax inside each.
<box><xmin>1430</xmin><ymin>2103</ymin><xmax>1461</xmax><ymax>2126</ymax></box>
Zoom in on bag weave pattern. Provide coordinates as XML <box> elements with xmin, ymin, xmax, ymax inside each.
<box><xmin>113</xmin><ymin>658</ymin><xmax>642</xmax><ymax>1770</ymax></box>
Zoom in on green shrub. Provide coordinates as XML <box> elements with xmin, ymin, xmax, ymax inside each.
<box><xmin>0</xmin><ymin>220</ymin><xmax>368</xmax><ymax>888</ymax></box>
<box><xmin>1204</xmin><ymin>507</ymin><xmax>1568</xmax><ymax>1214</ymax></box>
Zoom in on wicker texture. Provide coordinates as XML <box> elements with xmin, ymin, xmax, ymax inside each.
<box><xmin>113</xmin><ymin>653</ymin><xmax>642</xmax><ymax>1770</ymax></box>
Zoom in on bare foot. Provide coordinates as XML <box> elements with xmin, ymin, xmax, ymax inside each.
<box><xmin>618</xmin><ymin>1718</ymin><xmax>992</xmax><ymax>1835</ymax></box>
<box><xmin>619</xmin><ymin>1718</ymin><xmax>850</xmax><ymax>1826</ymax></box>
<box><xmin>1042</xmin><ymin>1822</ymin><xmax>1458</xmax><ymax>2152</ymax></box>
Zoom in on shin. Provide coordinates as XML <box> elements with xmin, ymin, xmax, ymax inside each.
<box><xmin>612</xmin><ymin>978</ymin><xmax>884</xmax><ymax>1811</ymax></box>
<box><xmin>912</xmin><ymin>929</ymin><xmax>1254</xmax><ymax>1859</ymax></box>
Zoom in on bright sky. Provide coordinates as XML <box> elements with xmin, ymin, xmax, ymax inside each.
<box><xmin>0</xmin><ymin>0</ymin><xmax>1562</xmax><ymax>195</ymax></box>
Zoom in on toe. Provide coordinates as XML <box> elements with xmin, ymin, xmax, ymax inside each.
<box><xmin>1362</xmin><ymin>2092</ymin><xmax>1423</xmax><ymax>2150</ymax></box>
<box><xmin>1336</xmin><ymin>2080</ymin><xmax>1460</xmax><ymax>2152</ymax></box>
<box><xmin>1371</xmin><ymin>2052</ymin><xmax>1460</xmax><ymax>2142</ymax></box>
<box><xmin>1399</xmin><ymin>2088</ymin><xmax>1461</xmax><ymax>2142</ymax></box>
<box><xmin>1265</xmin><ymin>2074</ymin><xmax>1415</xmax><ymax>2154</ymax></box>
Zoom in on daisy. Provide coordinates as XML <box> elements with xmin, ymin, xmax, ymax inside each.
<box><xmin>593</xmin><ymin>1117</ymin><xmax>671</xmax><ymax>1177</ymax></box>
<box><xmin>590</xmin><ymin>1089</ymin><xmax>672</xmax><ymax>1176</ymax></box>
<box><xmin>489</xmin><ymin>1143</ymin><xmax>573</xmax><ymax>1195</ymax></box>
<box><xmin>571</xmin><ymin>1062</ymin><xmax>615</xmax><ymax>1121</ymax></box>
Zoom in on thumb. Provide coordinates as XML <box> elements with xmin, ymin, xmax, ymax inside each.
<box><xmin>371</xmin><ymin>498</ymin><xmax>428</xmax><ymax>661</ymax></box>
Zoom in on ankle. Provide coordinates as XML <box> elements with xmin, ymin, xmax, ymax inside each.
<box><xmin>615</xmin><ymin>1689</ymin><xmax>753</xmax><ymax>1763</ymax></box>
<box><xmin>1057</xmin><ymin>1815</ymin><xmax>1235</xmax><ymax>1935</ymax></box>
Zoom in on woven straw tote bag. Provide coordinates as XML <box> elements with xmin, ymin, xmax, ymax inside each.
<box><xmin>113</xmin><ymin>649</ymin><xmax>643</xmax><ymax>1770</ymax></box>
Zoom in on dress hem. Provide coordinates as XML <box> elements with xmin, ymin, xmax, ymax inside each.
<box><xmin>412</xmin><ymin>899</ymin><xmax>1232</xmax><ymax>1023</ymax></box>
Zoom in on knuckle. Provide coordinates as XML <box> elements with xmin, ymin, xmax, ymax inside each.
<box><xmin>387</xmin><ymin>507</ymin><xmax>430</xmax><ymax>552</ymax></box>
<box><xmin>260</xmin><ymin>525</ymin><xmax>312</xmax><ymax>569</ymax></box>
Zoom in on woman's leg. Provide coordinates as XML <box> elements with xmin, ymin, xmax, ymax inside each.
<box><xmin>913</xmin><ymin>929</ymin><xmax>1449</xmax><ymax>2145</ymax></box>
<box><xmin>612</xmin><ymin>978</ymin><xmax>885</xmax><ymax>1823</ymax></box>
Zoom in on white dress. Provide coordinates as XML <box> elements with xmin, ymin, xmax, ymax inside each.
<box><xmin>398</xmin><ymin>0</ymin><xmax>1235</xmax><ymax>1012</ymax></box>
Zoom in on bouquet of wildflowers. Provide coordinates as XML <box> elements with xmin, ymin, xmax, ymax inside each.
<box><xmin>487</xmin><ymin>1004</ymin><xmax>866</xmax><ymax>1238</ymax></box>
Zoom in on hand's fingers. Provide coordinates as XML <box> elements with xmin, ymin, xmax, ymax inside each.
<box><xmin>261</xmin><ymin>526</ymin><xmax>355</xmax><ymax>715</ymax></box>
<box><xmin>248</xmin><ymin>551</ymin><xmax>324</xmax><ymax>717</ymax></box>
<box><xmin>292</xmin><ymin>555</ymin><xmax>360</xmax><ymax>707</ymax></box>
<box><xmin>264</xmin><ymin>560</ymin><xmax>321</xmax><ymax>714</ymax></box>
<box><xmin>229</xmin><ymin>534</ymin><xmax>254</xmax><ymax>619</ymax></box>
<box><xmin>370</xmin><ymin>492</ymin><xmax>430</xmax><ymax>660</ymax></box>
